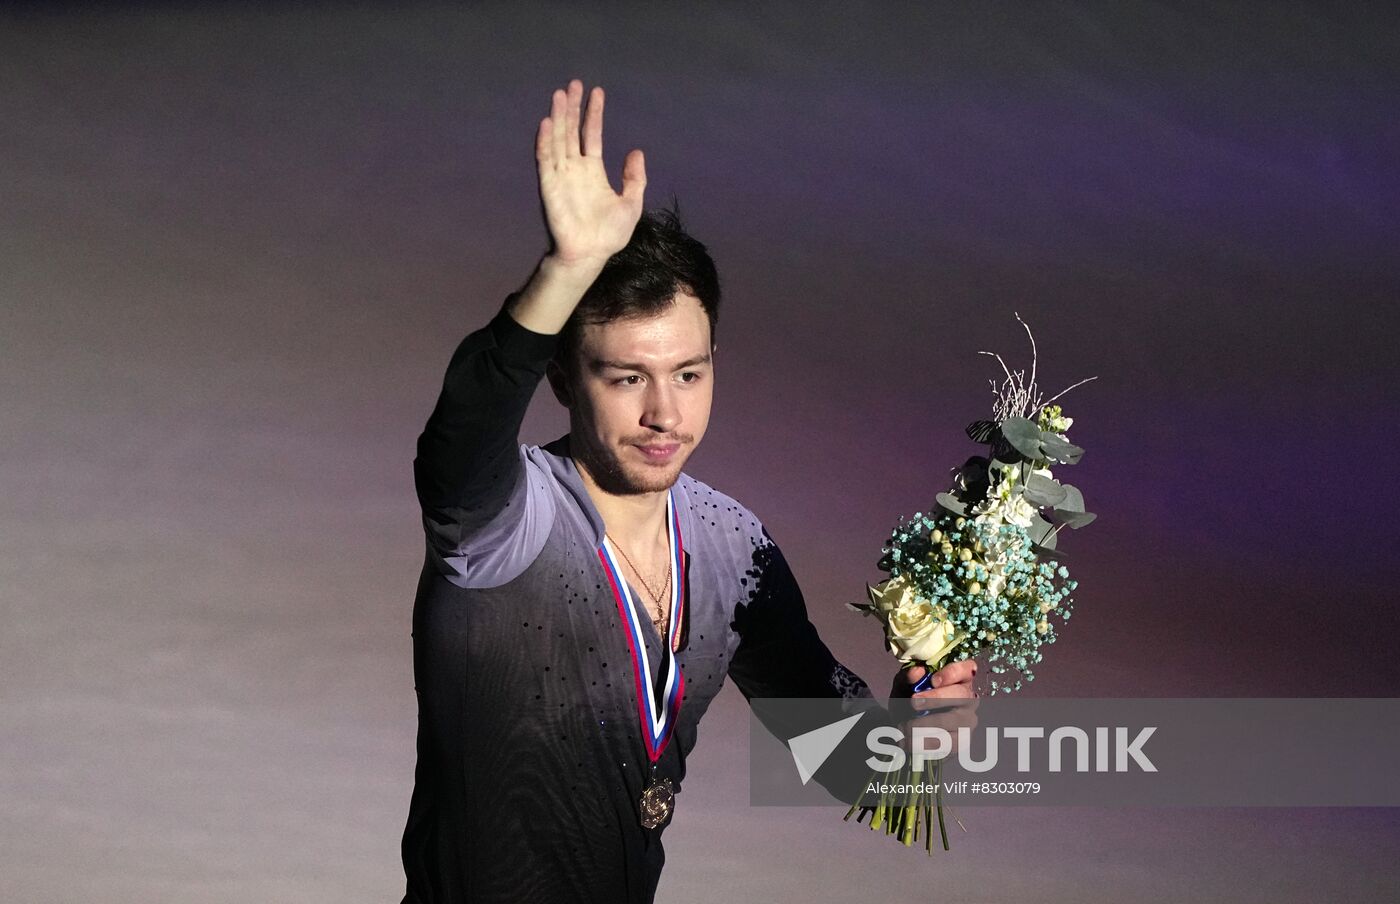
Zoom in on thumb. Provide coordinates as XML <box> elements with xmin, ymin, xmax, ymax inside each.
<box><xmin>893</xmin><ymin>664</ymin><xmax>926</xmax><ymax>697</ymax></box>
<box><xmin>621</xmin><ymin>148</ymin><xmax>646</xmax><ymax>202</ymax></box>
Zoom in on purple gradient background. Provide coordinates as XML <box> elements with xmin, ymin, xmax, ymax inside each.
<box><xmin>3</xmin><ymin>2</ymin><xmax>1399</xmax><ymax>901</ymax></box>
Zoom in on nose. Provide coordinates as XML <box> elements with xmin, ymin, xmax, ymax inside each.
<box><xmin>641</xmin><ymin>383</ymin><xmax>680</xmax><ymax>433</ymax></box>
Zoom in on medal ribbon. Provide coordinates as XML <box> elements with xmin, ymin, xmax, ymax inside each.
<box><xmin>598</xmin><ymin>490</ymin><xmax>687</xmax><ymax>764</ymax></box>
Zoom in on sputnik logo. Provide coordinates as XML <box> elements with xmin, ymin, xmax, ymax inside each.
<box><xmin>787</xmin><ymin>712</ymin><xmax>865</xmax><ymax>785</ymax></box>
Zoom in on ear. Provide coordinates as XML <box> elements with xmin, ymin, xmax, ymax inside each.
<box><xmin>546</xmin><ymin>358</ymin><xmax>574</xmax><ymax>407</ymax></box>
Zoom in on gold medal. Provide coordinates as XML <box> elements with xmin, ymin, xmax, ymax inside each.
<box><xmin>640</xmin><ymin>770</ymin><xmax>675</xmax><ymax>829</ymax></box>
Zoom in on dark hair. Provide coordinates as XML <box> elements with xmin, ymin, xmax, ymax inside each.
<box><xmin>555</xmin><ymin>204</ymin><xmax>720</xmax><ymax>369</ymax></box>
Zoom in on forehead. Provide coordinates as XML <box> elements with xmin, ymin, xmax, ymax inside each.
<box><xmin>577</xmin><ymin>292</ymin><xmax>712</xmax><ymax>366</ymax></box>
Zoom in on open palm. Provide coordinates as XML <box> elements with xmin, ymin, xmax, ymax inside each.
<box><xmin>535</xmin><ymin>80</ymin><xmax>646</xmax><ymax>268</ymax></box>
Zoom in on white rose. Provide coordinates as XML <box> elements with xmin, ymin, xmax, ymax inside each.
<box><xmin>866</xmin><ymin>575</ymin><xmax>917</xmax><ymax>613</ymax></box>
<box><xmin>886</xmin><ymin>598</ymin><xmax>963</xmax><ymax>665</ymax></box>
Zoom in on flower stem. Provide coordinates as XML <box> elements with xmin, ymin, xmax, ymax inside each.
<box><xmin>935</xmin><ymin>759</ymin><xmax>949</xmax><ymax>850</ymax></box>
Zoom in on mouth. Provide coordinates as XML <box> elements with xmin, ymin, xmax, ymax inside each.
<box><xmin>634</xmin><ymin>442</ymin><xmax>682</xmax><ymax>463</ymax></box>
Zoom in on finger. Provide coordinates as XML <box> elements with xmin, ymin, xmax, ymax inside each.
<box><xmin>582</xmin><ymin>86</ymin><xmax>604</xmax><ymax>157</ymax></box>
<box><xmin>564</xmin><ymin>79</ymin><xmax>583</xmax><ymax>158</ymax></box>
<box><xmin>915</xmin><ymin>684</ymin><xmax>976</xmax><ymax>701</ymax></box>
<box><xmin>899</xmin><ymin>665</ymin><xmax>928</xmax><ymax>698</ymax></box>
<box><xmin>933</xmin><ymin>659</ymin><xmax>977</xmax><ymax>688</ymax></box>
<box><xmin>550</xmin><ymin>87</ymin><xmax>567</xmax><ymax>166</ymax></box>
<box><xmin>891</xmin><ymin>665</ymin><xmax>926</xmax><ymax>697</ymax></box>
<box><xmin>910</xmin><ymin>698</ymin><xmax>976</xmax><ymax>733</ymax></box>
<box><xmin>621</xmin><ymin>148</ymin><xmax>646</xmax><ymax>203</ymax></box>
<box><xmin>908</xmin><ymin>707</ymin><xmax>978</xmax><ymax>733</ymax></box>
<box><xmin>535</xmin><ymin>116</ymin><xmax>552</xmax><ymax>164</ymax></box>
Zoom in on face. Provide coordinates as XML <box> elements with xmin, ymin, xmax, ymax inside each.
<box><xmin>551</xmin><ymin>292</ymin><xmax>714</xmax><ymax>497</ymax></box>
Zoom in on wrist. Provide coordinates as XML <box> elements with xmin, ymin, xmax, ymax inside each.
<box><xmin>509</xmin><ymin>254</ymin><xmax>605</xmax><ymax>335</ymax></box>
<box><xmin>538</xmin><ymin>251</ymin><xmax>607</xmax><ymax>286</ymax></box>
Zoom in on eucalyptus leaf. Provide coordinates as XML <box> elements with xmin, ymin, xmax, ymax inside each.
<box><xmin>1025</xmin><ymin>513</ymin><xmax>1055</xmax><ymax>546</ymax></box>
<box><xmin>935</xmin><ymin>492</ymin><xmax>970</xmax><ymax>517</ymax></box>
<box><xmin>1030</xmin><ymin>517</ymin><xmax>1058</xmax><ymax>551</ymax></box>
<box><xmin>1040</xmin><ymin>432</ymin><xmax>1084</xmax><ymax>465</ymax></box>
<box><xmin>1024</xmin><ymin>472</ymin><xmax>1068</xmax><ymax>507</ymax></box>
<box><xmin>1055</xmin><ymin>510</ymin><xmax>1097</xmax><ymax>529</ymax></box>
<box><xmin>1000</xmin><ymin>417</ymin><xmax>1045</xmax><ymax>460</ymax></box>
<box><xmin>1046</xmin><ymin>483</ymin><xmax>1095</xmax><ymax>529</ymax></box>
<box><xmin>1056</xmin><ymin>483</ymin><xmax>1086</xmax><ymax>513</ymax></box>
<box><xmin>991</xmin><ymin>437</ymin><xmax>1026</xmax><ymax>464</ymax></box>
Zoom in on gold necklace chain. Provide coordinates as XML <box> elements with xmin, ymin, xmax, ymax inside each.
<box><xmin>606</xmin><ymin>532</ymin><xmax>672</xmax><ymax>628</ymax></box>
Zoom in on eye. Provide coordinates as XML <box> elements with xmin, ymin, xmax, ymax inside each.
<box><xmin>678</xmin><ymin>371</ymin><xmax>701</xmax><ymax>384</ymax></box>
<box><xmin>615</xmin><ymin>375</ymin><xmax>643</xmax><ymax>386</ymax></box>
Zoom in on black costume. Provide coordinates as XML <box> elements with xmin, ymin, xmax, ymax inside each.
<box><xmin>400</xmin><ymin>305</ymin><xmax>876</xmax><ymax>903</ymax></box>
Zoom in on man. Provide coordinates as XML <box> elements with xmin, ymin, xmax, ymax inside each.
<box><xmin>400</xmin><ymin>79</ymin><xmax>974</xmax><ymax>903</ymax></box>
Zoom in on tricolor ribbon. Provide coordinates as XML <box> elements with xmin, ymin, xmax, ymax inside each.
<box><xmin>598</xmin><ymin>490</ymin><xmax>687</xmax><ymax>764</ymax></box>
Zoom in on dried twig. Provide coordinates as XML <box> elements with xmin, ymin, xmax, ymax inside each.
<box><xmin>979</xmin><ymin>316</ymin><xmax>1096</xmax><ymax>421</ymax></box>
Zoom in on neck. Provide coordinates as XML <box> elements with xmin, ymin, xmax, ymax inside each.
<box><xmin>574</xmin><ymin>457</ymin><xmax>670</xmax><ymax>551</ymax></box>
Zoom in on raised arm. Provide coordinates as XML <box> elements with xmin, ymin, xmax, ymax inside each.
<box><xmin>413</xmin><ymin>80</ymin><xmax>646</xmax><ymax>581</ymax></box>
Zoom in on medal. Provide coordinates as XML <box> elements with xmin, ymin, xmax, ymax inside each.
<box><xmin>640</xmin><ymin>765</ymin><xmax>675</xmax><ymax>829</ymax></box>
<box><xmin>598</xmin><ymin>490</ymin><xmax>688</xmax><ymax>829</ymax></box>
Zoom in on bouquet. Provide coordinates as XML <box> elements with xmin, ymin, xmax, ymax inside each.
<box><xmin>844</xmin><ymin>315</ymin><xmax>1096</xmax><ymax>853</ymax></box>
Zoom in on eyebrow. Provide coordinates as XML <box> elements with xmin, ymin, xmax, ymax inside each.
<box><xmin>590</xmin><ymin>353</ymin><xmax>712</xmax><ymax>373</ymax></box>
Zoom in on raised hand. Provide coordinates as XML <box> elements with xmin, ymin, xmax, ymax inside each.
<box><xmin>509</xmin><ymin>80</ymin><xmax>647</xmax><ymax>335</ymax></box>
<box><xmin>535</xmin><ymin>79</ymin><xmax>646</xmax><ymax>270</ymax></box>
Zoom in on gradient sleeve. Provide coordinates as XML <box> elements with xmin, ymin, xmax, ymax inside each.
<box><xmin>725</xmin><ymin>529</ymin><xmax>897</xmax><ymax>802</ymax></box>
<box><xmin>412</xmin><ymin>299</ymin><xmax>559</xmax><ymax>589</ymax></box>
<box><xmin>726</xmin><ymin>529</ymin><xmax>875</xmax><ymax>705</ymax></box>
